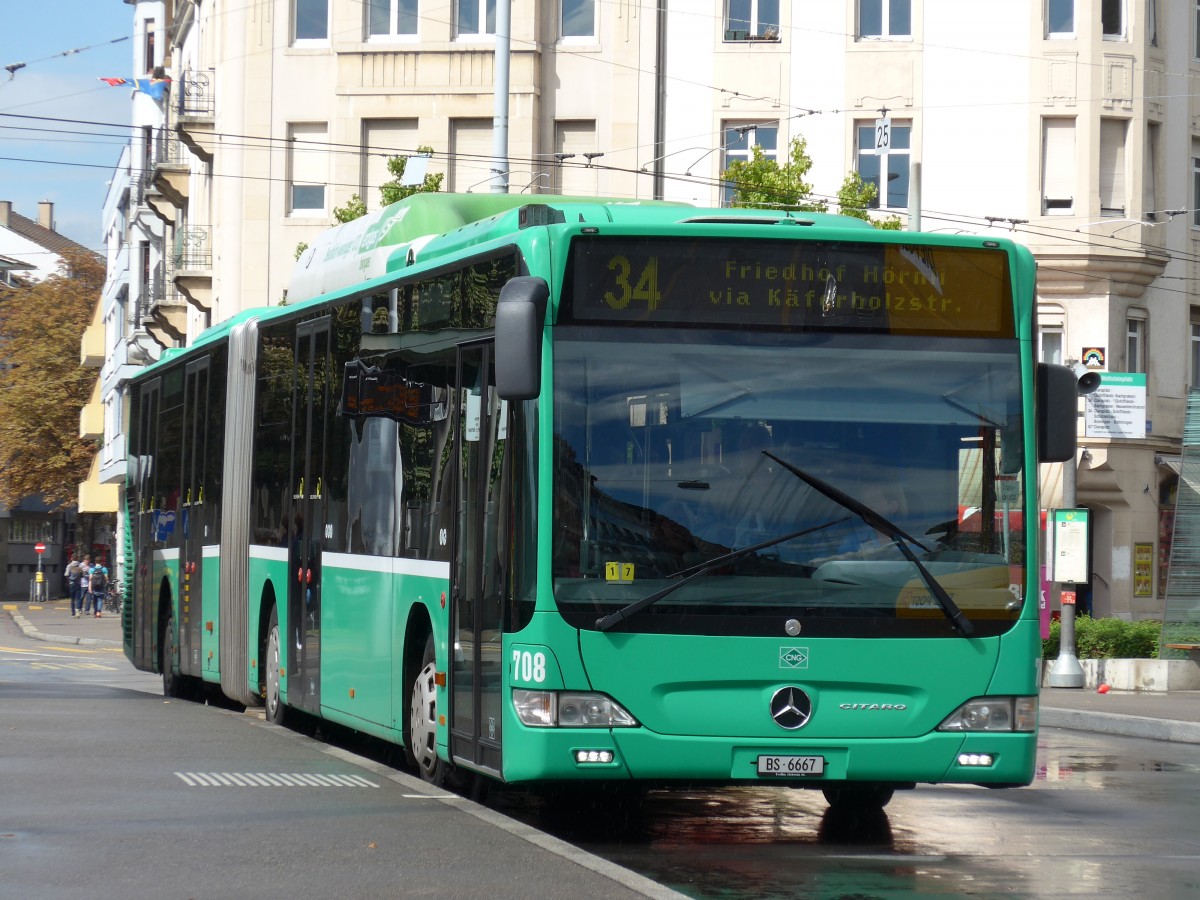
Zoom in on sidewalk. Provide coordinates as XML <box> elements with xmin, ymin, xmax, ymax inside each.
<box><xmin>3</xmin><ymin>597</ymin><xmax>122</xmax><ymax>648</ymax></box>
<box><xmin>5</xmin><ymin>600</ymin><xmax>1198</xmax><ymax>744</ymax></box>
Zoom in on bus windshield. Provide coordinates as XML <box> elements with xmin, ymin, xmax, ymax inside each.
<box><xmin>551</xmin><ymin>328</ymin><xmax>1027</xmax><ymax>638</ymax></box>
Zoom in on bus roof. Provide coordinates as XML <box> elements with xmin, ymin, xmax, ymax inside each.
<box><xmin>286</xmin><ymin>192</ymin><xmax>873</xmax><ymax>303</ymax></box>
<box><xmin>135</xmin><ymin>193</ymin><xmax>1019</xmax><ymax>380</ymax></box>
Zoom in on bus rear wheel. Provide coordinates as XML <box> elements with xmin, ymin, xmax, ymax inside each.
<box><xmin>408</xmin><ymin>635</ymin><xmax>445</xmax><ymax>785</ymax></box>
<box><xmin>264</xmin><ymin>606</ymin><xmax>287</xmax><ymax>726</ymax></box>
<box><xmin>822</xmin><ymin>783</ymin><xmax>895</xmax><ymax>811</ymax></box>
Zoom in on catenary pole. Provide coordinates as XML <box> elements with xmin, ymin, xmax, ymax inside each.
<box><xmin>491</xmin><ymin>0</ymin><xmax>511</xmax><ymax>193</ymax></box>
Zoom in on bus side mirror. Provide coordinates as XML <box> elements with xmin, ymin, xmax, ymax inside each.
<box><xmin>1037</xmin><ymin>362</ymin><xmax>1080</xmax><ymax>462</ymax></box>
<box><xmin>495</xmin><ymin>276</ymin><xmax>549</xmax><ymax>401</ymax></box>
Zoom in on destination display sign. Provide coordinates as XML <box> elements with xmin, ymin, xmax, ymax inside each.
<box><xmin>340</xmin><ymin>359</ymin><xmax>437</xmax><ymax>424</ymax></box>
<box><xmin>564</xmin><ymin>237</ymin><xmax>1014</xmax><ymax>337</ymax></box>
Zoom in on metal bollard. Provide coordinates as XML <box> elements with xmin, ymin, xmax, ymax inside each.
<box><xmin>1046</xmin><ymin>591</ymin><xmax>1085</xmax><ymax>687</ymax></box>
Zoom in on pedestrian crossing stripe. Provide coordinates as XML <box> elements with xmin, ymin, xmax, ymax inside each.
<box><xmin>175</xmin><ymin>772</ymin><xmax>379</xmax><ymax>788</ymax></box>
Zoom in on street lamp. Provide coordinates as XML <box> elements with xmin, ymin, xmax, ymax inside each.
<box><xmin>1046</xmin><ymin>360</ymin><xmax>1100</xmax><ymax>688</ymax></box>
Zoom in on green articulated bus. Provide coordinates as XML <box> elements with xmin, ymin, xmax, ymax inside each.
<box><xmin>125</xmin><ymin>192</ymin><xmax>1081</xmax><ymax>811</ymax></box>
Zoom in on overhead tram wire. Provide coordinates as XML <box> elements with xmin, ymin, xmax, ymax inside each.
<box><xmin>8</xmin><ymin>110</ymin><xmax>1197</xmax><ymax>275</ymax></box>
<box><xmin>14</xmin><ymin>139</ymin><xmax>1198</xmax><ymax>287</ymax></box>
<box><xmin>10</xmin><ymin>120</ymin><xmax>1200</xmax><ymax>281</ymax></box>
<box><xmin>1</xmin><ymin>35</ymin><xmax>130</xmax><ymax>84</ymax></box>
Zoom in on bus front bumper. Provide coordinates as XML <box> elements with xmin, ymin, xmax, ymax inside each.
<box><xmin>501</xmin><ymin>727</ymin><xmax>1037</xmax><ymax>787</ymax></box>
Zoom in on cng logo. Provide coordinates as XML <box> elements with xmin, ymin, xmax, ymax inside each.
<box><xmin>779</xmin><ymin>646</ymin><xmax>809</xmax><ymax>669</ymax></box>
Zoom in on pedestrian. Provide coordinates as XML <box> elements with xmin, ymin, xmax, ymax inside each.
<box><xmin>88</xmin><ymin>561</ymin><xmax>108</xmax><ymax>618</ymax></box>
<box><xmin>78</xmin><ymin>555</ymin><xmax>93</xmax><ymax>618</ymax></box>
<box><xmin>65</xmin><ymin>553</ymin><xmax>84</xmax><ymax>618</ymax></box>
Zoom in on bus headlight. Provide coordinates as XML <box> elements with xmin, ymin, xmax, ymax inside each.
<box><xmin>512</xmin><ymin>689</ymin><xmax>638</xmax><ymax>728</ymax></box>
<box><xmin>937</xmin><ymin>696</ymin><xmax>1038</xmax><ymax>733</ymax></box>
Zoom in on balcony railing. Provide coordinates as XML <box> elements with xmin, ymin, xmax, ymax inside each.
<box><xmin>139</xmin><ymin>258</ymin><xmax>183</xmax><ymax>318</ymax></box>
<box><xmin>151</xmin><ymin>126</ymin><xmax>188</xmax><ymax>170</ymax></box>
<box><xmin>131</xmin><ymin>171</ymin><xmax>149</xmax><ymax>206</ymax></box>
<box><xmin>172</xmin><ymin>225</ymin><xmax>211</xmax><ymax>272</ymax></box>
<box><xmin>178</xmin><ymin>69</ymin><xmax>215</xmax><ymax>118</ymax></box>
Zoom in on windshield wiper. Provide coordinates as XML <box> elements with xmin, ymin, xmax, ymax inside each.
<box><xmin>595</xmin><ymin>518</ymin><xmax>849</xmax><ymax>632</ymax></box>
<box><xmin>764</xmin><ymin>451</ymin><xmax>975</xmax><ymax>637</ymax></box>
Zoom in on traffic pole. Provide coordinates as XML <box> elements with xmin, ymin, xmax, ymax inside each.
<box><xmin>1046</xmin><ymin>456</ymin><xmax>1085</xmax><ymax>688</ymax></box>
<box><xmin>33</xmin><ymin>541</ymin><xmax>46</xmax><ymax>603</ymax></box>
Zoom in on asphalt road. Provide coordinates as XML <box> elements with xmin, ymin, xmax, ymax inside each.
<box><xmin>5</xmin><ymin>606</ymin><xmax>1200</xmax><ymax>899</ymax></box>
<box><xmin>0</xmin><ymin>613</ymin><xmax>679</xmax><ymax>900</ymax></box>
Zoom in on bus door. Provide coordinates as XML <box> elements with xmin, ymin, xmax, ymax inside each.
<box><xmin>178</xmin><ymin>357</ymin><xmax>209</xmax><ymax>679</ymax></box>
<box><xmin>287</xmin><ymin>318</ymin><xmax>331</xmax><ymax>715</ymax></box>
<box><xmin>132</xmin><ymin>379</ymin><xmax>160</xmax><ymax>672</ymax></box>
<box><xmin>449</xmin><ymin>342</ymin><xmax>506</xmax><ymax>775</ymax></box>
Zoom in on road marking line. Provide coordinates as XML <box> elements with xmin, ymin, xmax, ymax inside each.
<box><xmin>0</xmin><ymin>643</ymin><xmax>97</xmax><ymax>655</ymax></box>
<box><xmin>29</xmin><ymin>662</ymin><xmax>117</xmax><ymax>670</ymax></box>
<box><xmin>175</xmin><ymin>771</ymin><xmax>380</xmax><ymax>788</ymax></box>
<box><xmin>0</xmin><ymin>645</ymin><xmax>113</xmax><ymax>660</ymax></box>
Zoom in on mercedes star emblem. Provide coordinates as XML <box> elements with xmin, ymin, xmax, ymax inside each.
<box><xmin>770</xmin><ymin>686</ymin><xmax>813</xmax><ymax>730</ymax></box>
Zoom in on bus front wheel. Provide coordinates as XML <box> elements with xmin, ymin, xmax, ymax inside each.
<box><xmin>264</xmin><ymin>606</ymin><xmax>287</xmax><ymax>726</ymax></box>
<box><xmin>408</xmin><ymin>635</ymin><xmax>445</xmax><ymax>785</ymax></box>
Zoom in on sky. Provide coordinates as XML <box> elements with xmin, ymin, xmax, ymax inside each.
<box><xmin>0</xmin><ymin>2</ymin><xmax>136</xmax><ymax>252</ymax></box>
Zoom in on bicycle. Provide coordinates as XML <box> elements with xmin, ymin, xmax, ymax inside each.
<box><xmin>103</xmin><ymin>580</ymin><xmax>124</xmax><ymax>615</ymax></box>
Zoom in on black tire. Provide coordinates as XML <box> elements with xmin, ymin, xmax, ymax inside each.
<box><xmin>408</xmin><ymin>635</ymin><xmax>446</xmax><ymax>785</ymax></box>
<box><xmin>822</xmin><ymin>783</ymin><xmax>895</xmax><ymax>811</ymax></box>
<box><xmin>264</xmin><ymin>606</ymin><xmax>288</xmax><ymax>726</ymax></box>
<box><xmin>162</xmin><ymin>615</ymin><xmax>180</xmax><ymax>698</ymax></box>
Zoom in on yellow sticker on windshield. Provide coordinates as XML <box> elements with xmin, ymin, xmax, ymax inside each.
<box><xmin>605</xmin><ymin>562</ymin><xmax>635</xmax><ymax>583</ymax></box>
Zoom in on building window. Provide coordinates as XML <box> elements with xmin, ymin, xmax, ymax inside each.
<box><xmin>859</xmin><ymin>0</ymin><xmax>910</xmax><ymax>39</ymax></box>
<box><xmin>368</xmin><ymin>0</ymin><xmax>418</xmax><ymax>38</ymax></box>
<box><xmin>1047</xmin><ymin>0</ymin><xmax>1073</xmax><ymax>36</ymax></box>
<box><xmin>1195</xmin><ymin>1</ymin><xmax>1200</xmax><ymax>59</ymax></box>
<box><xmin>562</xmin><ymin>0</ymin><xmax>596</xmax><ymax>38</ymax></box>
<box><xmin>139</xmin><ymin>240</ymin><xmax>151</xmax><ymax>306</ymax></box>
<box><xmin>295</xmin><ymin>0</ymin><xmax>329</xmax><ymax>42</ymax></box>
<box><xmin>456</xmin><ymin>0</ymin><xmax>496</xmax><ymax>37</ymax></box>
<box><xmin>1127</xmin><ymin>316</ymin><xmax>1146</xmax><ymax>373</ymax></box>
<box><xmin>725</xmin><ymin>0</ymin><xmax>780</xmax><ymax>40</ymax></box>
<box><xmin>722</xmin><ymin>122</ymin><xmax>778</xmax><ymax>205</ymax></box>
<box><xmin>1040</xmin><ymin>326</ymin><xmax>1064</xmax><ymax>365</ymax></box>
<box><xmin>1099</xmin><ymin>118</ymin><xmax>1128</xmax><ymax>217</ymax></box>
<box><xmin>856</xmin><ymin>121</ymin><xmax>910</xmax><ymax>209</ymax></box>
<box><xmin>288</xmin><ymin>123</ymin><xmax>327</xmax><ymax>214</ymax></box>
<box><xmin>1193</xmin><ymin>154</ymin><xmax>1200</xmax><ymax>227</ymax></box>
<box><xmin>1149</xmin><ymin>0</ymin><xmax>1158</xmax><ymax>47</ymax></box>
<box><xmin>449</xmin><ymin>118</ymin><xmax>494</xmax><ymax>191</ymax></box>
<box><xmin>143</xmin><ymin>19</ymin><xmax>157</xmax><ymax>72</ymax></box>
<box><xmin>1191</xmin><ymin>314</ymin><xmax>1200</xmax><ymax>387</ymax></box>
<box><xmin>1145</xmin><ymin>122</ymin><xmax>1160</xmax><ymax>219</ymax></box>
<box><xmin>1042</xmin><ymin>118</ymin><xmax>1075</xmax><ymax>214</ymax></box>
<box><xmin>362</xmin><ymin>119</ymin><xmax>418</xmax><ymax>208</ymax></box>
<box><xmin>1102</xmin><ymin>0</ymin><xmax>1124</xmax><ymax>39</ymax></box>
<box><xmin>553</xmin><ymin>120</ymin><xmax>598</xmax><ymax>194</ymax></box>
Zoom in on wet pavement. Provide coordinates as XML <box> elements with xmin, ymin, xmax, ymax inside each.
<box><xmin>6</xmin><ymin>598</ymin><xmax>1200</xmax><ymax>898</ymax></box>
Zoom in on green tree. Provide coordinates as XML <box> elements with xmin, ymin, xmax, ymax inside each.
<box><xmin>334</xmin><ymin>147</ymin><xmax>444</xmax><ymax>223</ymax></box>
<box><xmin>722</xmin><ymin>137</ymin><xmax>902</xmax><ymax>229</ymax></box>
<box><xmin>836</xmin><ymin>171</ymin><xmax>903</xmax><ymax>230</ymax></box>
<box><xmin>295</xmin><ymin>147</ymin><xmax>445</xmax><ymax>260</ymax></box>
<box><xmin>0</xmin><ymin>251</ymin><xmax>104</xmax><ymax>507</ymax></box>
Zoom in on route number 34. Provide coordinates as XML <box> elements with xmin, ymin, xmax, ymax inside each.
<box><xmin>512</xmin><ymin>650</ymin><xmax>546</xmax><ymax>683</ymax></box>
<box><xmin>603</xmin><ymin>255</ymin><xmax>661</xmax><ymax>311</ymax></box>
